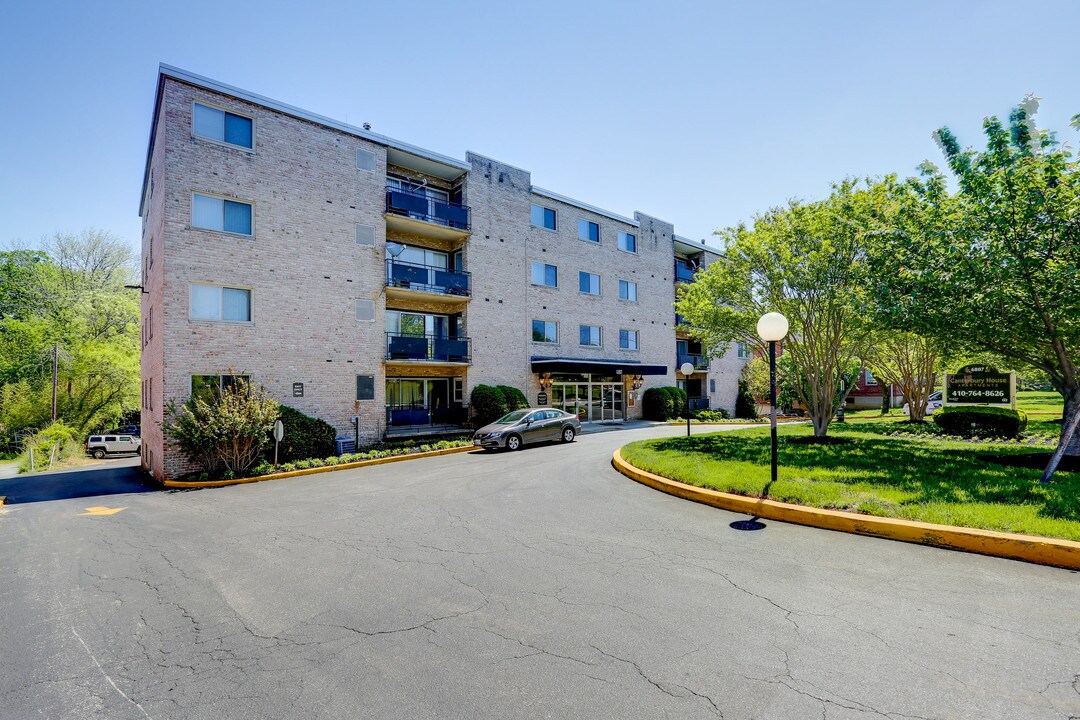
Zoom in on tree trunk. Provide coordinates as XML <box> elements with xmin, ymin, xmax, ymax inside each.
<box><xmin>1059</xmin><ymin>388</ymin><xmax>1080</xmax><ymax>457</ymax></box>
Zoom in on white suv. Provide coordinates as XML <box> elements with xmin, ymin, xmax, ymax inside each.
<box><xmin>85</xmin><ymin>434</ymin><xmax>141</xmax><ymax>459</ymax></box>
<box><xmin>902</xmin><ymin>391</ymin><xmax>943</xmax><ymax>416</ymax></box>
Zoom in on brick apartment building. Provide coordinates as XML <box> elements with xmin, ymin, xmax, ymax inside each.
<box><xmin>138</xmin><ymin>65</ymin><xmax>748</xmax><ymax>480</ymax></box>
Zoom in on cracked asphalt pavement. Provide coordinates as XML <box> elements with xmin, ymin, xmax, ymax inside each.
<box><xmin>1</xmin><ymin>423</ymin><xmax>1078</xmax><ymax>719</ymax></box>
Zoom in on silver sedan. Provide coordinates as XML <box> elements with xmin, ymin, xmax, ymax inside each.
<box><xmin>473</xmin><ymin>408</ymin><xmax>581</xmax><ymax>451</ymax></box>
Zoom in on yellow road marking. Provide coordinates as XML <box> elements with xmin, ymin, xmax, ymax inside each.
<box><xmin>79</xmin><ymin>506</ymin><xmax>127</xmax><ymax>516</ymax></box>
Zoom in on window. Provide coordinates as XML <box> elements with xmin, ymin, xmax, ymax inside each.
<box><xmin>193</xmin><ymin>102</ymin><xmax>253</xmax><ymax>149</ymax></box>
<box><xmin>579</xmin><ymin>325</ymin><xmax>602</xmax><ymax>347</ymax></box>
<box><xmin>190</xmin><ymin>284</ymin><xmax>251</xmax><ymax>322</ymax></box>
<box><xmin>578</xmin><ymin>271</ymin><xmax>600</xmax><ymax>295</ymax></box>
<box><xmin>355</xmin><ymin>224</ymin><xmax>375</xmax><ymax>246</ymax></box>
<box><xmin>578</xmin><ymin>220</ymin><xmax>600</xmax><ymax>242</ymax></box>
<box><xmin>532</xmin><ymin>320</ymin><xmax>558</xmax><ymax>343</ymax></box>
<box><xmin>618</xmin><ymin>232</ymin><xmax>637</xmax><ymax>253</ymax></box>
<box><xmin>453</xmin><ymin>378</ymin><xmax>464</xmax><ymax>403</ymax></box>
<box><xmin>192</xmin><ymin>193</ymin><xmax>252</xmax><ymax>235</ymax></box>
<box><xmin>737</xmin><ymin>342</ymin><xmax>752</xmax><ymax>359</ymax></box>
<box><xmin>619</xmin><ymin>329</ymin><xmax>639</xmax><ymax>350</ymax></box>
<box><xmin>531</xmin><ymin>261</ymin><xmax>558</xmax><ymax>287</ymax></box>
<box><xmin>356</xmin><ymin>148</ymin><xmax>376</xmax><ymax>171</ymax></box>
<box><xmin>531</xmin><ymin>204</ymin><xmax>557</xmax><ymax>230</ymax></box>
<box><xmin>618</xmin><ymin>280</ymin><xmax>637</xmax><ymax>302</ymax></box>
<box><xmin>191</xmin><ymin>374</ymin><xmax>250</xmax><ymax>400</ymax></box>
<box><xmin>865</xmin><ymin>370</ymin><xmax>877</xmax><ymax>385</ymax></box>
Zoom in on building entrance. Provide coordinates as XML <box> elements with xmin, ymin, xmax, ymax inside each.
<box><xmin>549</xmin><ymin>374</ymin><xmax>624</xmax><ymax>422</ymax></box>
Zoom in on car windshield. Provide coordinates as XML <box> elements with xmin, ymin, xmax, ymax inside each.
<box><xmin>494</xmin><ymin>410</ymin><xmax>531</xmax><ymax>424</ymax></box>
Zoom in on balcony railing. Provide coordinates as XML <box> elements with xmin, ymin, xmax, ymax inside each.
<box><xmin>688</xmin><ymin>397</ymin><xmax>710</xmax><ymax>411</ymax></box>
<box><xmin>386</xmin><ymin>186</ymin><xmax>470</xmax><ymax>231</ymax></box>
<box><xmin>386</xmin><ymin>333</ymin><xmax>471</xmax><ymax>363</ymax></box>
<box><xmin>386</xmin><ymin>259</ymin><xmax>470</xmax><ymax>297</ymax></box>
<box><xmin>674</xmin><ymin>261</ymin><xmax>697</xmax><ymax>283</ymax></box>
<box><xmin>386</xmin><ymin>403</ymin><xmax>468</xmax><ymax>430</ymax></box>
<box><xmin>677</xmin><ymin>353</ymin><xmax>708</xmax><ymax>370</ymax></box>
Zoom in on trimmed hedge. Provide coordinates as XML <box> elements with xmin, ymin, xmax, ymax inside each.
<box><xmin>471</xmin><ymin>384</ymin><xmax>508</xmax><ymax>427</ymax></box>
<box><xmin>643</xmin><ymin>386</ymin><xmax>689</xmax><ymax>421</ymax></box>
<box><xmin>663</xmin><ymin>386</ymin><xmax>688</xmax><ymax>419</ymax></box>
<box><xmin>497</xmin><ymin>385</ymin><xmax>529</xmax><ymax>412</ymax></box>
<box><xmin>932</xmin><ymin>405</ymin><xmax>1027</xmax><ymax>439</ymax></box>
<box><xmin>642</xmin><ymin>388</ymin><xmax>673</xmax><ymax>421</ymax></box>
<box><xmin>274</xmin><ymin>405</ymin><xmax>337</xmax><ymax>463</ymax></box>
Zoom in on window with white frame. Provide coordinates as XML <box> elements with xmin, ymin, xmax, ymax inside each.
<box><xmin>737</xmin><ymin>342</ymin><xmax>752</xmax><ymax>359</ymax></box>
<box><xmin>578</xmin><ymin>271</ymin><xmax>600</xmax><ymax>295</ymax></box>
<box><xmin>618</xmin><ymin>279</ymin><xmax>637</xmax><ymax>301</ymax></box>
<box><xmin>531</xmin><ymin>204</ymin><xmax>557</xmax><ymax>230</ymax></box>
<box><xmin>193</xmin><ymin>102</ymin><xmax>253</xmax><ymax>149</ymax></box>
<box><xmin>531</xmin><ymin>261</ymin><xmax>558</xmax><ymax>287</ymax></box>
<box><xmin>618</xmin><ymin>232</ymin><xmax>637</xmax><ymax>253</ymax></box>
<box><xmin>578</xmin><ymin>219</ymin><xmax>600</xmax><ymax>242</ymax></box>
<box><xmin>532</xmin><ymin>320</ymin><xmax>558</xmax><ymax>343</ymax></box>
<box><xmin>865</xmin><ymin>370</ymin><xmax>877</xmax><ymax>385</ymax></box>
<box><xmin>579</xmin><ymin>324</ymin><xmax>602</xmax><ymax>347</ymax></box>
<box><xmin>619</xmin><ymin>329</ymin><xmax>639</xmax><ymax>350</ymax></box>
<box><xmin>192</xmin><ymin>193</ymin><xmax>252</xmax><ymax>235</ymax></box>
<box><xmin>190</xmin><ymin>284</ymin><xmax>251</xmax><ymax>322</ymax></box>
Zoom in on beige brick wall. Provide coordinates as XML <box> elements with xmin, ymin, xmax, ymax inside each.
<box><xmin>143</xmin><ymin>74</ymin><xmax>744</xmax><ymax>478</ymax></box>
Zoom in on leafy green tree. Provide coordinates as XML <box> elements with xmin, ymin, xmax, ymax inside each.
<box><xmin>869</xmin><ymin>98</ymin><xmax>1080</xmax><ymax>465</ymax></box>
<box><xmin>861</xmin><ymin>332</ymin><xmax>940</xmax><ymax>423</ymax></box>
<box><xmin>0</xmin><ymin>230</ymin><xmax>138</xmax><ymax>438</ymax></box>
<box><xmin>677</xmin><ymin>180</ymin><xmax>880</xmax><ymax>437</ymax></box>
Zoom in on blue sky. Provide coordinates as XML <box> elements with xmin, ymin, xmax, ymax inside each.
<box><xmin>1</xmin><ymin>0</ymin><xmax>1077</xmax><ymax>251</ymax></box>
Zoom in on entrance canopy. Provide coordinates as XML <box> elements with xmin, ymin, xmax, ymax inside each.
<box><xmin>530</xmin><ymin>356</ymin><xmax>668</xmax><ymax>376</ymax></box>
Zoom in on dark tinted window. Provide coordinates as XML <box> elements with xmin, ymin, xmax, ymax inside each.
<box><xmin>104</xmin><ymin>436</ymin><xmax>117</xmax><ymax>442</ymax></box>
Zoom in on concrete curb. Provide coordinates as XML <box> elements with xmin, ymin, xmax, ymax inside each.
<box><xmin>162</xmin><ymin>445</ymin><xmax>476</xmax><ymax>489</ymax></box>
<box><xmin>612</xmin><ymin>449</ymin><xmax>1080</xmax><ymax>571</ymax></box>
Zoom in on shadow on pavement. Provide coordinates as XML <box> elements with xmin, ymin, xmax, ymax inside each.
<box><xmin>0</xmin><ymin>460</ymin><xmax>155</xmax><ymax>505</ymax></box>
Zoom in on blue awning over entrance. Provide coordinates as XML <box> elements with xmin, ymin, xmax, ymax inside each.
<box><xmin>530</xmin><ymin>356</ymin><xmax>668</xmax><ymax>376</ymax></box>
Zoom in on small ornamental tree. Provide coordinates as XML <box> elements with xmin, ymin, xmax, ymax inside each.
<box><xmin>165</xmin><ymin>376</ymin><xmax>279</xmax><ymax>477</ymax></box>
<box><xmin>861</xmin><ymin>332</ymin><xmax>940</xmax><ymax>423</ymax></box>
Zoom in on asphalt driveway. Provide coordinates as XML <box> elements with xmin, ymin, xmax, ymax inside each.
<box><xmin>0</xmin><ymin>423</ymin><xmax>1077</xmax><ymax>719</ymax></box>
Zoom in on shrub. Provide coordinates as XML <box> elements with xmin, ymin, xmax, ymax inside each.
<box><xmin>932</xmin><ymin>406</ymin><xmax>1027</xmax><ymax>439</ymax></box>
<box><xmin>694</xmin><ymin>409</ymin><xmax>731</xmax><ymax>422</ymax></box>
<box><xmin>471</xmin><ymin>384</ymin><xmax>508</xmax><ymax>427</ymax></box>
<box><xmin>735</xmin><ymin>378</ymin><xmax>759</xmax><ymax>419</ymax></box>
<box><xmin>164</xmin><ymin>377</ymin><xmax>279</xmax><ymax>477</ymax></box>
<box><xmin>662</xmin><ymin>387</ymin><xmax>688</xmax><ymax>419</ymax></box>
<box><xmin>497</xmin><ymin>385</ymin><xmax>529</xmax><ymax>412</ymax></box>
<box><xmin>273</xmin><ymin>405</ymin><xmax>337</xmax><ymax>463</ymax></box>
<box><xmin>18</xmin><ymin>421</ymin><xmax>80</xmax><ymax>473</ymax></box>
<box><xmin>642</xmin><ymin>387</ymin><xmax>675</xmax><ymax>421</ymax></box>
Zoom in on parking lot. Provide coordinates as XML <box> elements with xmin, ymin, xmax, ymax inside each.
<box><xmin>1</xmin><ymin>423</ymin><xmax>1077</xmax><ymax>719</ymax></box>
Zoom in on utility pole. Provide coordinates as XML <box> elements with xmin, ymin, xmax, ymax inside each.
<box><xmin>51</xmin><ymin>342</ymin><xmax>59</xmax><ymax>423</ymax></box>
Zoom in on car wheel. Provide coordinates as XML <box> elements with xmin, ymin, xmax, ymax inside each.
<box><xmin>93</xmin><ymin>449</ymin><xmax>106</xmax><ymax>459</ymax></box>
<box><xmin>562</xmin><ymin>426</ymin><xmax>575</xmax><ymax>443</ymax></box>
<box><xmin>506</xmin><ymin>434</ymin><xmax>522</xmax><ymax>451</ymax></box>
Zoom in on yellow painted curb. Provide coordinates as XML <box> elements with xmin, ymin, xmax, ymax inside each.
<box><xmin>162</xmin><ymin>444</ymin><xmax>476</xmax><ymax>489</ymax></box>
<box><xmin>0</xmin><ymin>496</ymin><xmax>6</xmax><ymax>507</ymax></box>
<box><xmin>612</xmin><ymin>448</ymin><xmax>1080</xmax><ymax>571</ymax></box>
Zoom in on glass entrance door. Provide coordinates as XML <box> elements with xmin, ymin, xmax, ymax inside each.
<box><xmin>550</xmin><ymin>376</ymin><xmax>625</xmax><ymax>421</ymax></box>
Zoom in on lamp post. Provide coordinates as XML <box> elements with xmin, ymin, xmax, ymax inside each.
<box><xmin>680</xmin><ymin>361</ymin><xmax>695</xmax><ymax>437</ymax></box>
<box><xmin>756</xmin><ymin>312</ymin><xmax>789</xmax><ymax>487</ymax></box>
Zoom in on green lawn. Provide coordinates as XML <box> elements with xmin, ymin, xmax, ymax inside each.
<box><xmin>621</xmin><ymin>421</ymin><xmax>1080</xmax><ymax>541</ymax></box>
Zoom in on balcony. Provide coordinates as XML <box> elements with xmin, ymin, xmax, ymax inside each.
<box><xmin>385</xmin><ymin>259</ymin><xmax>470</xmax><ymax>305</ymax></box>
<box><xmin>674</xmin><ymin>261</ymin><xmax>697</xmax><ymax>283</ymax></box>
<box><xmin>385</xmin><ymin>333</ymin><xmax>471</xmax><ymax>365</ymax></box>
<box><xmin>677</xmin><ymin>353</ymin><xmax>708</xmax><ymax>370</ymax></box>
<box><xmin>385</xmin><ymin>186</ymin><xmax>470</xmax><ymax>240</ymax></box>
<box><xmin>385</xmin><ymin>403</ymin><xmax>468</xmax><ymax>437</ymax></box>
